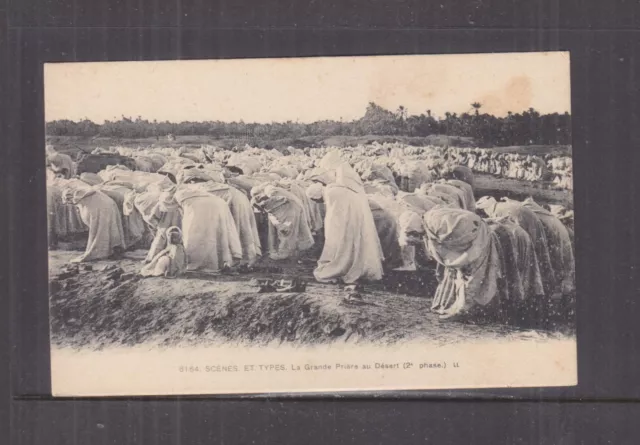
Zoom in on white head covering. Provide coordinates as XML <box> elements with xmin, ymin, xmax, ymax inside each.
<box><xmin>398</xmin><ymin>211</ymin><xmax>425</xmax><ymax>247</ymax></box>
<box><xmin>305</xmin><ymin>182</ymin><xmax>325</xmax><ymax>201</ymax></box>
<box><xmin>250</xmin><ymin>183</ymin><xmax>270</xmax><ymax>202</ymax></box>
<box><xmin>61</xmin><ymin>180</ymin><xmax>96</xmax><ymax>205</ymax></box>
<box><xmin>335</xmin><ymin>163</ymin><xmax>365</xmax><ymax>194</ymax></box>
<box><xmin>263</xmin><ymin>184</ymin><xmax>278</xmax><ymax>198</ymax></box>
<box><xmin>166</xmin><ymin>226</ymin><xmax>183</xmax><ymax>244</ymax></box>
<box><xmin>79</xmin><ymin>172</ymin><xmax>104</xmax><ymax>186</ymax></box>
<box><xmin>306</xmin><ymin>168</ymin><xmax>335</xmax><ymax>185</ymax></box>
<box><xmin>177</xmin><ymin>167</ymin><xmax>213</xmax><ymax>185</ymax></box>
<box><xmin>475</xmin><ymin>196</ymin><xmax>498</xmax><ymax>216</ymax></box>
<box><xmin>318</xmin><ymin>150</ymin><xmax>345</xmax><ymax>172</ymax></box>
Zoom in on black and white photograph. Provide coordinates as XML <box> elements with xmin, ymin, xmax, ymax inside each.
<box><xmin>45</xmin><ymin>52</ymin><xmax>577</xmax><ymax>396</ymax></box>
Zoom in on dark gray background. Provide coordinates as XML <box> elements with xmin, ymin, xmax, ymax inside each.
<box><xmin>3</xmin><ymin>0</ymin><xmax>640</xmax><ymax>443</ymax></box>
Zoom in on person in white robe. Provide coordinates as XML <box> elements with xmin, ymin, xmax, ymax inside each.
<box><xmin>132</xmin><ymin>184</ymin><xmax>183</xmax><ymax>263</ymax></box>
<box><xmin>225</xmin><ymin>154</ymin><xmax>263</xmax><ymax>176</ymax></box>
<box><xmin>318</xmin><ymin>150</ymin><xmax>345</xmax><ymax>173</ymax></box>
<box><xmin>61</xmin><ymin>182</ymin><xmax>126</xmax><ymax>262</ymax></box>
<box><xmin>522</xmin><ymin>198</ymin><xmax>575</xmax><ymax>296</ymax></box>
<box><xmin>302</xmin><ymin>167</ymin><xmax>335</xmax><ymax>186</ymax></box>
<box><xmin>397</xmin><ymin>210</ymin><xmax>427</xmax><ymax>250</ymax></box>
<box><xmin>359</xmin><ymin>162</ymin><xmax>399</xmax><ymax>197</ymax></box>
<box><xmin>98</xmin><ymin>167</ymin><xmax>174</xmax><ymax>190</ymax></box>
<box><xmin>79</xmin><ymin>172</ymin><xmax>104</xmax><ymax>186</ymax></box>
<box><xmin>428</xmin><ymin>181</ymin><xmax>470</xmax><ymax>210</ymax></box>
<box><xmin>168</xmin><ymin>185</ymin><xmax>243</xmax><ymax>272</ymax></box>
<box><xmin>416</xmin><ymin>183</ymin><xmax>461</xmax><ymax>209</ymax></box>
<box><xmin>485</xmin><ymin>217</ymin><xmax>545</xmax><ymax>303</ymax></box>
<box><xmin>274</xmin><ymin>178</ymin><xmax>318</xmax><ymax>234</ymax></box>
<box><xmin>186</xmin><ymin>175</ymin><xmax>261</xmax><ymax>266</ymax></box>
<box><xmin>396</xmin><ymin>161</ymin><xmax>435</xmax><ymax>193</ymax></box>
<box><xmin>367</xmin><ymin>197</ymin><xmax>404</xmax><ymax>271</ymax></box>
<box><xmin>477</xmin><ymin>196</ymin><xmax>556</xmax><ymax>296</ymax></box>
<box><xmin>47</xmin><ymin>177</ymin><xmax>88</xmax><ymax>247</ymax></box>
<box><xmin>134</xmin><ymin>156</ymin><xmax>156</xmax><ymax>173</ymax></box>
<box><xmin>394</xmin><ymin>193</ymin><xmax>446</xmax><ymax>270</ymax></box>
<box><xmin>140</xmin><ymin>226</ymin><xmax>187</xmax><ymax>278</ymax></box>
<box><xmin>423</xmin><ymin>207</ymin><xmax>503</xmax><ymax>320</ymax></box>
<box><xmin>86</xmin><ymin>181</ymin><xmax>147</xmax><ymax>250</ymax></box>
<box><xmin>296</xmin><ymin>180</ymin><xmax>325</xmax><ymax>233</ymax></box>
<box><xmin>47</xmin><ymin>149</ymin><xmax>76</xmax><ymax>179</ymax></box>
<box><xmin>252</xmin><ymin>184</ymin><xmax>314</xmax><ymax>260</ymax></box>
<box><xmin>445</xmin><ymin>179</ymin><xmax>476</xmax><ymax>212</ymax></box>
<box><xmin>225</xmin><ymin>175</ymin><xmax>263</xmax><ymax>199</ymax></box>
<box><xmin>398</xmin><ymin>192</ymin><xmax>443</xmax><ymax>215</ymax></box>
<box><xmin>312</xmin><ymin>163</ymin><xmax>384</xmax><ymax>284</ymax></box>
<box><xmin>450</xmin><ymin>165</ymin><xmax>475</xmax><ymax>189</ymax></box>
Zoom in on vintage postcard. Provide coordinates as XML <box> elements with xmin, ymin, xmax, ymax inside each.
<box><xmin>45</xmin><ymin>52</ymin><xmax>576</xmax><ymax>396</ymax></box>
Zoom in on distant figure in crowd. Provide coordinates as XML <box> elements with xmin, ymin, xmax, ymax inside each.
<box><xmin>79</xmin><ymin>172</ymin><xmax>104</xmax><ymax>186</ymax></box>
<box><xmin>395</xmin><ymin>160</ymin><xmax>436</xmax><ymax>193</ymax></box>
<box><xmin>449</xmin><ymin>165</ymin><xmax>475</xmax><ymax>189</ymax></box>
<box><xmin>426</xmin><ymin>182</ymin><xmax>468</xmax><ymax>209</ymax></box>
<box><xmin>445</xmin><ymin>179</ymin><xmax>476</xmax><ymax>212</ymax></box>
<box><xmin>46</xmin><ymin>145</ymin><xmax>76</xmax><ymax>179</ymax></box>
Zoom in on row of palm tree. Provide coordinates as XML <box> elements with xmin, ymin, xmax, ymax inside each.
<box><xmin>46</xmin><ymin>102</ymin><xmax>571</xmax><ymax>147</ymax></box>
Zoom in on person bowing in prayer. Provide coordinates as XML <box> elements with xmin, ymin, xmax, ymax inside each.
<box><xmin>310</xmin><ymin>163</ymin><xmax>384</xmax><ymax>284</ymax></box>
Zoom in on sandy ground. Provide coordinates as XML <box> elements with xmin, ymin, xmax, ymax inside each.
<box><xmin>49</xmin><ymin>245</ymin><xmax>575</xmax><ymax>351</ymax></box>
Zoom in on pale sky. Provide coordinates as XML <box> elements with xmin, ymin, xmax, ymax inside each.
<box><xmin>44</xmin><ymin>52</ymin><xmax>571</xmax><ymax>124</ymax></box>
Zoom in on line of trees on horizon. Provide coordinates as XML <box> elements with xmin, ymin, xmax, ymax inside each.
<box><xmin>46</xmin><ymin>102</ymin><xmax>572</xmax><ymax>147</ymax></box>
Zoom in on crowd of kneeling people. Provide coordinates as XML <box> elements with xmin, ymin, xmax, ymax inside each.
<box><xmin>444</xmin><ymin>147</ymin><xmax>573</xmax><ymax>191</ymax></box>
<box><xmin>47</xmin><ymin>146</ymin><xmax>575</xmax><ymax>323</ymax></box>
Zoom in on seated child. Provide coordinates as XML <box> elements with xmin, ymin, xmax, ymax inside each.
<box><xmin>140</xmin><ymin>226</ymin><xmax>187</xmax><ymax>278</ymax></box>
